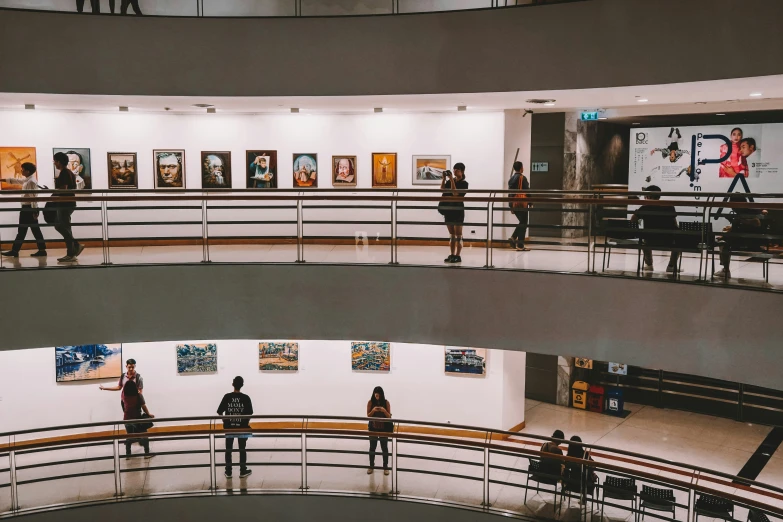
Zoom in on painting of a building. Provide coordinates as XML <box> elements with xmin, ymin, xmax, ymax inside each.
<box><xmin>351</xmin><ymin>342</ymin><xmax>390</xmax><ymax>372</ymax></box>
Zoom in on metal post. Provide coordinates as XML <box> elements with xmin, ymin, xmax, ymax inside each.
<box><xmin>296</xmin><ymin>194</ymin><xmax>304</xmax><ymax>263</ymax></box>
<box><xmin>391</xmin><ymin>427</ymin><xmax>399</xmax><ymax>495</ymax></box>
<box><xmin>209</xmin><ymin>420</ymin><xmax>217</xmax><ymax>491</ymax></box>
<box><xmin>485</xmin><ymin>193</ymin><xmax>495</xmax><ymax>268</ymax></box>
<box><xmin>482</xmin><ymin>445</ymin><xmax>491</xmax><ymax>507</ymax></box>
<box><xmin>587</xmin><ymin>200</ymin><xmax>593</xmax><ymax>273</ymax></box>
<box><xmin>299</xmin><ymin>432</ymin><xmax>309</xmax><ymax>490</ymax></box>
<box><xmin>9</xmin><ymin>449</ymin><xmax>18</xmax><ymax>512</ymax></box>
<box><xmin>390</xmin><ymin>192</ymin><xmax>398</xmax><ymax>265</ymax></box>
<box><xmin>201</xmin><ymin>199</ymin><xmax>211</xmax><ymax>263</ymax></box>
<box><xmin>113</xmin><ymin>436</ymin><xmax>122</xmax><ymax>497</ymax></box>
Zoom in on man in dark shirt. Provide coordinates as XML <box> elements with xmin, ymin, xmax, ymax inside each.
<box><xmin>631</xmin><ymin>185</ymin><xmax>680</xmax><ymax>273</ymax></box>
<box><xmin>508</xmin><ymin>161</ymin><xmax>531</xmax><ymax>251</ymax></box>
<box><xmin>52</xmin><ymin>152</ymin><xmax>84</xmax><ymax>263</ymax></box>
<box><xmin>217</xmin><ymin>376</ymin><xmax>254</xmax><ymax>479</ymax></box>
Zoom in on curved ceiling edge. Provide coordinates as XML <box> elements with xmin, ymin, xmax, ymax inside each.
<box><xmin>1</xmin><ymin>0</ymin><xmax>782</xmax><ymax>96</ymax></box>
<box><xmin>2</xmin><ymin>264</ymin><xmax>780</xmax><ymax>389</ymax></box>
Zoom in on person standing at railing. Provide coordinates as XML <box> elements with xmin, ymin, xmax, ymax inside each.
<box><xmin>217</xmin><ymin>376</ymin><xmax>253</xmax><ymax>479</ymax></box>
<box><xmin>508</xmin><ymin>161</ymin><xmax>531</xmax><ymax>252</ymax></box>
<box><xmin>122</xmin><ymin>380</ymin><xmax>155</xmax><ymax>458</ymax></box>
<box><xmin>367</xmin><ymin>386</ymin><xmax>392</xmax><ymax>475</ymax></box>
<box><xmin>1</xmin><ymin>162</ymin><xmax>47</xmax><ymax>258</ymax></box>
<box><xmin>52</xmin><ymin>152</ymin><xmax>84</xmax><ymax>263</ymax></box>
<box><xmin>100</xmin><ymin>358</ymin><xmax>144</xmax><ymax>413</ymax></box>
<box><xmin>438</xmin><ymin>163</ymin><xmax>468</xmax><ymax>264</ymax></box>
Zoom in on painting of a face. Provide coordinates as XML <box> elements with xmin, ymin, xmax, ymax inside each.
<box><xmin>67</xmin><ymin>153</ymin><xmax>83</xmax><ymax>175</ymax></box>
<box><xmin>53</xmin><ymin>148</ymin><xmax>91</xmax><ymax>189</ymax></box>
<box><xmin>246</xmin><ymin>150</ymin><xmax>278</xmax><ymax>189</ymax></box>
<box><xmin>201</xmin><ymin>151</ymin><xmax>232</xmax><ymax>189</ymax></box>
<box><xmin>293</xmin><ymin>154</ymin><xmax>318</xmax><ymax>187</ymax></box>
<box><xmin>108</xmin><ymin>153</ymin><xmax>138</xmax><ymax>189</ymax></box>
<box><xmin>153</xmin><ymin>150</ymin><xmax>185</xmax><ymax>189</ymax></box>
<box><xmin>372</xmin><ymin>153</ymin><xmax>397</xmax><ymax>188</ymax></box>
<box><xmin>332</xmin><ymin>156</ymin><xmax>357</xmax><ymax>186</ymax></box>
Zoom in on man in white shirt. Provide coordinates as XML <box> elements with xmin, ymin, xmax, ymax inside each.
<box><xmin>1</xmin><ymin>162</ymin><xmax>47</xmax><ymax>257</ymax></box>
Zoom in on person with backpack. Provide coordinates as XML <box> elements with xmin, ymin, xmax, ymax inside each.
<box><xmin>217</xmin><ymin>376</ymin><xmax>254</xmax><ymax>479</ymax></box>
<box><xmin>100</xmin><ymin>358</ymin><xmax>144</xmax><ymax>414</ymax></box>
<box><xmin>1</xmin><ymin>162</ymin><xmax>47</xmax><ymax>258</ymax></box>
<box><xmin>508</xmin><ymin>161</ymin><xmax>531</xmax><ymax>251</ymax></box>
<box><xmin>366</xmin><ymin>386</ymin><xmax>392</xmax><ymax>475</ymax></box>
<box><xmin>121</xmin><ymin>380</ymin><xmax>154</xmax><ymax>458</ymax></box>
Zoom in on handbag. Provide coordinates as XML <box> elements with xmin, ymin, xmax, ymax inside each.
<box><xmin>42</xmin><ymin>201</ymin><xmax>59</xmax><ymax>224</ymax></box>
<box><xmin>137</xmin><ymin>412</ymin><xmax>154</xmax><ymax>431</ymax></box>
<box><xmin>510</xmin><ymin>174</ymin><xmax>528</xmax><ymax>210</ymax></box>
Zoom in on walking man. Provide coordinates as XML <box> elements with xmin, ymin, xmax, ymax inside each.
<box><xmin>217</xmin><ymin>376</ymin><xmax>254</xmax><ymax>479</ymax></box>
<box><xmin>1</xmin><ymin>162</ymin><xmax>47</xmax><ymax>257</ymax></box>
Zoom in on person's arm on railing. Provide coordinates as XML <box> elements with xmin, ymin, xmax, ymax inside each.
<box><xmin>141</xmin><ymin>403</ymin><xmax>154</xmax><ymax>418</ymax></box>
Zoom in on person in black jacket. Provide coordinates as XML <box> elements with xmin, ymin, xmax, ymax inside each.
<box><xmin>217</xmin><ymin>376</ymin><xmax>254</xmax><ymax>479</ymax></box>
<box><xmin>52</xmin><ymin>152</ymin><xmax>84</xmax><ymax>263</ymax></box>
<box><xmin>508</xmin><ymin>161</ymin><xmax>531</xmax><ymax>251</ymax></box>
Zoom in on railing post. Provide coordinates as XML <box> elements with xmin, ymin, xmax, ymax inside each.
<box><xmin>101</xmin><ymin>197</ymin><xmax>112</xmax><ymax>266</ymax></box>
<box><xmin>9</xmin><ymin>448</ymin><xmax>18</xmax><ymax>512</ymax></box>
<box><xmin>389</xmin><ymin>192</ymin><xmax>396</xmax><ymax>265</ymax></box>
<box><xmin>296</xmin><ymin>193</ymin><xmax>304</xmax><ymax>263</ymax></box>
<box><xmin>209</xmin><ymin>422</ymin><xmax>217</xmax><ymax>491</ymax></box>
<box><xmin>481</xmin><ymin>434</ymin><xmax>491</xmax><ymax>507</ymax></box>
<box><xmin>587</xmin><ymin>200</ymin><xmax>593</xmax><ymax>273</ymax></box>
<box><xmin>201</xmin><ymin>198</ymin><xmax>211</xmax><ymax>263</ymax></box>
<box><xmin>113</xmin><ymin>432</ymin><xmax>122</xmax><ymax>497</ymax></box>
<box><xmin>300</xmin><ymin>430</ymin><xmax>309</xmax><ymax>491</ymax></box>
<box><xmin>485</xmin><ymin>193</ymin><xmax>494</xmax><ymax>269</ymax></box>
<box><xmin>391</xmin><ymin>424</ymin><xmax>399</xmax><ymax>495</ymax></box>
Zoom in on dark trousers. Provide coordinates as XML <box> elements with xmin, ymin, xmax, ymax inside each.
<box><xmin>125</xmin><ymin>423</ymin><xmax>150</xmax><ymax>454</ymax></box>
<box><xmin>369</xmin><ymin>437</ymin><xmax>389</xmax><ymax>469</ymax></box>
<box><xmin>643</xmin><ymin>248</ymin><xmax>679</xmax><ymax>268</ymax></box>
<box><xmin>121</xmin><ymin>0</ymin><xmax>143</xmax><ymax>14</ymax></box>
<box><xmin>11</xmin><ymin>208</ymin><xmax>46</xmax><ymax>253</ymax></box>
<box><xmin>511</xmin><ymin>210</ymin><xmax>528</xmax><ymax>245</ymax></box>
<box><xmin>225</xmin><ymin>437</ymin><xmax>248</xmax><ymax>473</ymax></box>
<box><xmin>76</xmin><ymin>0</ymin><xmax>100</xmax><ymax>12</ymax></box>
<box><xmin>54</xmin><ymin>207</ymin><xmax>80</xmax><ymax>256</ymax></box>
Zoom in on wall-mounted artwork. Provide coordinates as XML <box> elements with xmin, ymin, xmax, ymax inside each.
<box><xmin>372</xmin><ymin>153</ymin><xmax>397</xmax><ymax>188</ymax></box>
<box><xmin>247</xmin><ymin>150</ymin><xmax>277</xmax><ymax>189</ymax></box>
<box><xmin>259</xmin><ymin>342</ymin><xmax>299</xmax><ymax>371</ymax></box>
<box><xmin>444</xmin><ymin>347</ymin><xmax>486</xmax><ymax>376</ymax></box>
<box><xmin>55</xmin><ymin>344</ymin><xmax>122</xmax><ymax>383</ymax></box>
<box><xmin>0</xmin><ymin>147</ymin><xmax>36</xmax><ymax>190</ymax></box>
<box><xmin>153</xmin><ymin>149</ymin><xmax>185</xmax><ymax>189</ymax></box>
<box><xmin>351</xmin><ymin>342</ymin><xmax>390</xmax><ymax>372</ymax></box>
<box><xmin>332</xmin><ymin>155</ymin><xmax>357</xmax><ymax>187</ymax></box>
<box><xmin>201</xmin><ymin>151</ymin><xmax>232</xmax><ymax>189</ymax></box>
<box><xmin>107</xmin><ymin>152</ymin><xmax>138</xmax><ymax>189</ymax></box>
<box><xmin>176</xmin><ymin>343</ymin><xmax>218</xmax><ymax>374</ymax></box>
<box><xmin>412</xmin><ymin>155</ymin><xmax>450</xmax><ymax>185</ymax></box>
<box><xmin>293</xmin><ymin>153</ymin><xmax>318</xmax><ymax>187</ymax></box>
<box><xmin>53</xmin><ymin>148</ymin><xmax>91</xmax><ymax>190</ymax></box>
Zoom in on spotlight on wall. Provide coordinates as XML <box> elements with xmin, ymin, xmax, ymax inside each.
<box><xmin>207</xmin><ymin>108</ymin><xmax>217</xmax><ymax>114</ymax></box>
<box><xmin>119</xmin><ymin>106</ymin><xmax>129</xmax><ymax>112</ymax></box>
<box><xmin>457</xmin><ymin>105</ymin><xmax>467</xmax><ymax>112</ymax></box>
<box><xmin>290</xmin><ymin>108</ymin><xmax>300</xmax><ymax>113</ymax></box>
<box><xmin>24</xmin><ymin>104</ymin><xmax>35</xmax><ymax>110</ymax></box>
<box><xmin>374</xmin><ymin>107</ymin><xmax>383</xmax><ymax>113</ymax></box>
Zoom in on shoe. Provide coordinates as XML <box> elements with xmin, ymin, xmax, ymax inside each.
<box><xmin>515</xmin><ymin>245</ymin><xmax>530</xmax><ymax>252</ymax></box>
<box><xmin>643</xmin><ymin>264</ymin><xmax>654</xmax><ymax>271</ymax></box>
<box><xmin>239</xmin><ymin>469</ymin><xmax>252</xmax><ymax>478</ymax></box>
<box><xmin>225</xmin><ymin>471</ymin><xmax>233</xmax><ymax>478</ymax></box>
<box><xmin>73</xmin><ymin>244</ymin><xmax>85</xmax><ymax>258</ymax></box>
<box><xmin>715</xmin><ymin>268</ymin><xmax>731</xmax><ymax>279</ymax></box>
<box><xmin>444</xmin><ymin>255</ymin><xmax>455</xmax><ymax>263</ymax></box>
<box><xmin>144</xmin><ymin>453</ymin><xmax>155</xmax><ymax>459</ymax></box>
<box><xmin>57</xmin><ymin>255</ymin><xmax>75</xmax><ymax>263</ymax></box>
<box><xmin>666</xmin><ymin>266</ymin><xmax>680</xmax><ymax>274</ymax></box>
<box><xmin>384</xmin><ymin>469</ymin><xmax>390</xmax><ymax>476</ymax></box>
<box><xmin>1</xmin><ymin>251</ymin><xmax>18</xmax><ymax>257</ymax></box>
<box><xmin>508</xmin><ymin>238</ymin><xmax>516</xmax><ymax>249</ymax></box>
<box><xmin>366</xmin><ymin>468</ymin><xmax>374</xmax><ymax>474</ymax></box>
<box><xmin>453</xmin><ymin>255</ymin><xmax>462</xmax><ymax>263</ymax></box>
<box><xmin>30</xmin><ymin>251</ymin><xmax>47</xmax><ymax>257</ymax></box>
<box><xmin>125</xmin><ymin>454</ymin><xmax>132</xmax><ymax>460</ymax></box>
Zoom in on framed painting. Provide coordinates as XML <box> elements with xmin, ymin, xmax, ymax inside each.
<box><xmin>351</xmin><ymin>342</ymin><xmax>390</xmax><ymax>372</ymax></box>
<box><xmin>247</xmin><ymin>150</ymin><xmax>277</xmax><ymax>189</ymax></box>
<box><xmin>176</xmin><ymin>343</ymin><xmax>217</xmax><ymax>374</ymax></box>
<box><xmin>201</xmin><ymin>151</ymin><xmax>231</xmax><ymax>189</ymax></box>
<box><xmin>0</xmin><ymin>147</ymin><xmax>36</xmax><ymax>190</ymax></box>
<box><xmin>53</xmin><ymin>148</ymin><xmax>91</xmax><ymax>190</ymax></box>
<box><xmin>412</xmin><ymin>155</ymin><xmax>450</xmax><ymax>185</ymax></box>
<box><xmin>259</xmin><ymin>342</ymin><xmax>299</xmax><ymax>371</ymax></box>
<box><xmin>444</xmin><ymin>347</ymin><xmax>487</xmax><ymax>376</ymax></box>
<box><xmin>55</xmin><ymin>344</ymin><xmax>122</xmax><ymax>382</ymax></box>
<box><xmin>293</xmin><ymin>153</ymin><xmax>318</xmax><ymax>187</ymax></box>
<box><xmin>372</xmin><ymin>153</ymin><xmax>397</xmax><ymax>188</ymax></box>
<box><xmin>153</xmin><ymin>149</ymin><xmax>185</xmax><ymax>189</ymax></box>
<box><xmin>332</xmin><ymin>155</ymin><xmax>357</xmax><ymax>187</ymax></box>
<box><xmin>107</xmin><ymin>152</ymin><xmax>138</xmax><ymax>189</ymax></box>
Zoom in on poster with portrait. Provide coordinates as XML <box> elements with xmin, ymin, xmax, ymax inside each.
<box><xmin>107</xmin><ymin>152</ymin><xmax>138</xmax><ymax>189</ymax></box>
<box><xmin>53</xmin><ymin>148</ymin><xmax>91</xmax><ymax>190</ymax></box>
<box><xmin>259</xmin><ymin>342</ymin><xmax>299</xmax><ymax>371</ymax></box>
<box><xmin>413</xmin><ymin>155</ymin><xmax>450</xmax><ymax>185</ymax></box>
<box><xmin>351</xmin><ymin>342</ymin><xmax>390</xmax><ymax>372</ymax></box>
<box><xmin>372</xmin><ymin>153</ymin><xmax>397</xmax><ymax>188</ymax></box>
<box><xmin>201</xmin><ymin>151</ymin><xmax>232</xmax><ymax>189</ymax></box>
<box><xmin>444</xmin><ymin>347</ymin><xmax>486</xmax><ymax>376</ymax></box>
<box><xmin>153</xmin><ymin>149</ymin><xmax>185</xmax><ymax>189</ymax></box>
<box><xmin>0</xmin><ymin>147</ymin><xmax>36</xmax><ymax>190</ymax></box>
<box><xmin>55</xmin><ymin>344</ymin><xmax>122</xmax><ymax>383</ymax></box>
<box><xmin>332</xmin><ymin>155</ymin><xmax>357</xmax><ymax>187</ymax></box>
<box><xmin>247</xmin><ymin>150</ymin><xmax>277</xmax><ymax>189</ymax></box>
<box><xmin>176</xmin><ymin>343</ymin><xmax>217</xmax><ymax>374</ymax></box>
<box><xmin>293</xmin><ymin>153</ymin><xmax>317</xmax><ymax>187</ymax></box>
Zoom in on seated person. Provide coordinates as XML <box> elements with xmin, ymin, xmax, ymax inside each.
<box><xmin>563</xmin><ymin>436</ymin><xmax>598</xmax><ymax>500</ymax></box>
<box><xmin>631</xmin><ymin>185</ymin><xmax>680</xmax><ymax>273</ymax></box>
<box><xmin>716</xmin><ymin>195</ymin><xmax>768</xmax><ymax>279</ymax></box>
<box><xmin>538</xmin><ymin>429</ymin><xmax>565</xmax><ymax>479</ymax></box>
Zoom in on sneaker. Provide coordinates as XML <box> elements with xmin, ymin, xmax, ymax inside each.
<box><xmin>643</xmin><ymin>264</ymin><xmax>654</xmax><ymax>271</ymax></box>
<box><xmin>57</xmin><ymin>255</ymin><xmax>75</xmax><ymax>263</ymax></box>
<box><xmin>454</xmin><ymin>255</ymin><xmax>462</xmax><ymax>263</ymax></box>
<box><xmin>30</xmin><ymin>250</ymin><xmax>47</xmax><ymax>257</ymax></box>
<box><xmin>1</xmin><ymin>251</ymin><xmax>18</xmax><ymax>257</ymax></box>
<box><xmin>666</xmin><ymin>266</ymin><xmax>680</xmax><ymax>274</ymax></box>
<box><xmin>715</xmin><ymin>268</ymin><xmax>731</xmax><ymax>279</ymax></box>
<box><xmin>508</xmin><ymin>238</ymin><xmax>516</xmax><ymax>249</ymax></box>
<box><xmin>225</xmin><ymin>471</ymin><xmax>233</xmax><ymax>478</ymax></box>
<box><xmin>73</xmin><ymin>244</ymin><xmax>85</xmax><ymax>258</ymax></box>
<box><xmin>366</xmin><ymin>468</ymin><xmax>374</xmax><ymax>474</ymax></box>
<box><xmin>384</xmin><ymin>469</ymin><xmax>390</xmax><ymax>476</ymax></box>
<box><xmin>515</xmin><ymin>245</ymin><xmax>530</xmax><ymax>252</ymax></box>
<box><xmin>239</xmin><ymin>469</ymin><xmax>252</xmax><ymax>479</ymax></box>
<box><xmin>144</xmin><ymin>453</ymin><xmax>155</xmax><ymax>459</ymax></box>
<box><xmin>444</xmin><ymin>255</ymin><xmax>455</xmax><ymax>263</ymax></box>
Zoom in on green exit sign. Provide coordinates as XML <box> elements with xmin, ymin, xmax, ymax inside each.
<box><xmin>581</xmin><ymin>111</ymin><xmax>599</xmax><ymax>121</ymax></box>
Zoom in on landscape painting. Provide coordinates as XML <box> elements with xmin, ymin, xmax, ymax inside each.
<box><xmin>444</xmin><ymin>347</ymin><xmax>487</xmax><ymax>376</ymax></box>
<box><xmin>351</xmin><ymin>342</ymin><xmax>390</xmax><ymax>372</ymax></box>
<box><xmin>413</xmin><ymin>155</ymin><xmax>450</xmax><ymax>185</ymax></box>
<box><xmin>55</xmin><ymin>344</ymin><xmax>122</xmax><ymax>382</ymax></box>
<box><xmin>259</xmin><ymin>342</ymin><xmax>299</xmax><ymax>371</ymax></box>
<box><xmin>0</xmin><ymin>147</ymin><xmax>36</xmax><ymax>190</ymax></box>
<box><xmin>176</xmin><ymin>343</ymin><xmax>218</xmax><ymax>374</ymax></box>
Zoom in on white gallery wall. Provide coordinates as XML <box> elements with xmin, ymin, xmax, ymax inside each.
<box><xmin>0</xmin><ymin>340</ymin><xmax>526</xmax><ymax>435</ymax></box>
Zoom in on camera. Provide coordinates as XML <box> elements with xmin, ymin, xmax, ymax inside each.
<box><xmin>443</xmin><ymin>170</ymin><xmax>452</xmax><ymax>177</ymax></box>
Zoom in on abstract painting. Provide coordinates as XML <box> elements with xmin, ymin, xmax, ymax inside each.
<box><xmin>332</xmin><ymin>155</ymin><xmax>357</xmax><ymax>187</ymax></box>
<box><xmin>444</xmin><ymin>347</ymin><xmax>486</xmax><ymax>376</ymax></box>
<box><xmin>247</xmin><ymin>150</ymin><xmax>277</xmax><ymax>189</ymax></box>
<box><xmin>201</xmin><ymin>151</ymin><xmax>232</xmax><ymax>189</ymax></box>
<box><xmin>351</xmin><ymin>342</ymin><xmax>390</xmax><ymax>372</ymax></box>
<box><xmin>153</xmin><ymin>149</ymin><xmax>185</xmax><ymax>189</ymax></box>
<box><xmin>53</xmin><ymin>148</ymin><xmax>91</xmax><ymax>190</ymax></box>
<box><xmin>55</xmin><ymin>344</ymin><xmax>122</xmax><ymax>383</ymax></box>
<box><xmin>107</xmin><ymin>152</ymin><xmax>138</xmax><ymax>189</ymax></box>
<box><xmin>176</xmin><ymin>343</ymin><xmax>218</xmax><ymax>374</ymax></box>
<box><xmin>412</xmin><ymin>155</ymin><xmax>450</xmax><ymax>185</ymax></box>
<box><xmin>372</xmin><ymin>153</ymin><xmax>397</xmax><ymax>188</ymax></box>
<box><xmin>293</xmin><ymin>153</ymin><xmax>317</xmax><ymax>187</ymax></box>
<box><xmin>259</xmin><ymin>342</ymin><xmax>299</xmax><ymax>371</ymax></box>
<box><xmin>0</xmin><ymin>147</ymin><xmax>36</xmax><ymax>190</ymax></box>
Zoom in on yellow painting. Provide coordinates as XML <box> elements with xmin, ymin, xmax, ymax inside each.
<box><xmin>372</xmin><ymin>153</ymin><xmax>397</xmax><ymax>188</ymax></box>
<box><xmin>0</xmin><ymin>147</ymin><xmax>37</xmax><ymax>190</ymax></box>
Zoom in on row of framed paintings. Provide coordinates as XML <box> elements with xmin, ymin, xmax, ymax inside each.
<box><xmin>55</xmin><ymin>343</ymin><xmax>486</xmax><ymax>382</ymax></box>
<box><xmin>0</xmin><ymin>147</ymin><xmax>452</xmax><ymax>190</ymax></box>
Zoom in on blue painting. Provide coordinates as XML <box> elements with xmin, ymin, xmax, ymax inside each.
<box><xmin>351</xmin><ymin>342</ymin><xmax>390</xmax><ymax>372</ymax></box>
<box><xmin>177</xmin><ymin>343</ymin><xmax>218</xmax><ymax>374</ymax></box>
<box><xmin>55</xmin><ymin>344</ymin><xmax>122</xmax><ymax>382</ymax></box>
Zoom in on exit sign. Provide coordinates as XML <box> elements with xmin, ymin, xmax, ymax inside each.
<box><xmin>581</xmin><ymin>111</ymin><xmax>599</xmax><ymax>121</ymax></box>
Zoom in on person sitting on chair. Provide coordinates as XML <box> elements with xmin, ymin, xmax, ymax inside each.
<box><xmin>631</xmin><ymin>185</ymin><xmax>680</xmax><ymax>274</ymax></box>
<box><xmin>715</xmin><ymin>194</ymin><xmax>768</xmax><ymax>279</ymax></box>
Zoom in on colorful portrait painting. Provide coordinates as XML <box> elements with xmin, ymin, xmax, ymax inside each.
<box><xmin>293</xmin><ymin>154</ymin><xmax>318</xmax><ymax>187</ymax></box>
<box><xmin>154</xmin><ymin>149</ymin><xmax>185</xmax><ymax>189</ymax></box>
<box><xmin>444</xmin><ymin>347</ymin><xmax>486</xmax><ymax>376</ymax></box>
<box><xmin>201</xmin><ymin>151</ymin><xmax>232</xmax><ymax>189</ymax></box>
<box><xmin>54</xmin><ymin>148</ymin><xmax>91</xmax><ymax>190</ymax></box>
<box><xmin>176</xmin><ymin>343</ymin><xmax>217</xmax><ymax>374</ymax></box>
<box><xmin>259</xmin><ymin>342</ymin><xmax>299</xmax><ymax>371</ymax></box>
<box><xmin>413</xmin><ymin>155</ymin><xmax>450</xmax><ymax>185</ymax></box>
<box><xmin>372</xmin><ymin>153</ymin><xmax>397</xmax><ymax>188</ymax></box>
<box><xmin>351</xmin><ymin>342</ymin><xmax>390</xmax><ymax>372</ymax></box>
<box><xmin>107</xmin><ymin>152</ymin><xmax>138</xmax><ymax>189</ymax></box>
<box><xmin>0</xmin><ymin>147</ymin><xmax>36</xmax><ymax>190</ymax></box>
<box><xmin>55</xmin><ymin>344</ymin><xmax>122</xmax><ymax>383</ymax></box>
<box><xmin>247</xmin><ymin>150</ymin><xmax>278</xmax><ymax>189</ymax></box>
<box><xmin>332</xmin><ymin>156</ymin><xmax>357</xmax><ymax>187</ymax></box>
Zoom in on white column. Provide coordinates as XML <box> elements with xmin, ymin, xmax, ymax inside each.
<box><xmin>501</xmin><ymin>350</ymin><xmax>527</xmax><ymax>431</ymax></box>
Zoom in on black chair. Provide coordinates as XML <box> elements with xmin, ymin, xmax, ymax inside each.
<box><xmin>710</xmin><ymin>214</ymin><xmax>775</xmax><ymax>283</ymax></box>
<box><xmin>602</xmin><ymin>219</ymin><xmax>641</xmax><ymax>272</ymax></box>
<box><xmin>560</xmin><ymin>464</ymin><xmax>599</xmax><ymax>518</ymax></box>
<box><xmin>694</xmin><ymin>493</ymin><xmax>734</xmax><ymax>522</ymax></box>
<box><xmin>748</xmin><ymin>509</ymin><xmax>771</xmax><ymax>522</ymax></box>
<box><xmin>640</xmin><ymin>485</ymin><xmax>676</xmax><ymax>520</ymax></box>
<box><xmin>601</xmin><ymin>475</ymin><xmax>638</xmax><ymax>522</ymax></box>
<box><xmin>524</xmin><ymin>458</ymin><xmax>561</xmax><ymax>511</ymax></box>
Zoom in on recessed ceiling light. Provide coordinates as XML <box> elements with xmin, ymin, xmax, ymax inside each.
<box><xmin>374</xmin><ymin>107</ymin><xmax>383</xmax><ymax>113</ymax></box>
<box><xmin>119</xmin><ymin>106</ymin><xmax>129</xmax><ymax>112</ymax></box>
<box><xmin>632</xmin><ymin>122</ymin><xmax>641</xmax><ymax>125</ymax></box>
<box><xmin>750</xmin><ymin>92</ymin><xmax>763</xmax><ymax>97</ymax></box>
<box><xmin>598</xmin><ymin>117</ymin><xmax>607</xmax><ymax>120</ymax></box>
<box><xmin>457</xmin><ymin>105</ymin><xmax>467</xmax><ymax>111</ymax></box>
<box><xmin>24</xmin><ymin>104</ymin><xmax>35</xmax><ymax>110</ymax></box>
<box><xmin>192</xmin><ymin>103</ymin><xmax>214</xmax><ymax>108</ymax></box>
<box><xmin>637</xmin><ymin>99</ymin><xmax>648</xmax><ymax>103</ymax></box>
<box><xmin>290</xmin><ymin>108</ymin><xmax>300</xmax><ymax>113</ymax></box>
<box><xmin>716</xmin><ymin>113</ymin><xmax>726</xmax><ymax>116</ymax></box>
<box><xmin>543</xmin><ymin>102</ymin><xmax>556</xmax><ymax>107</ymax></box>
<box><xmin>695</xmin><ymin>102</ymin><xmax>707</xmax><ymax>105</ymax></box>
<box><xmin>207</xmin><ymin>108</ymin><xmax>216</xmax><ymax>114</ymax></box>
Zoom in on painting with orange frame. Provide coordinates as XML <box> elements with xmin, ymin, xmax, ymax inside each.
<box><xmin>0</xmin><ymin>147</ymin><xmax>37</xmax><ymax>190</ymax></box>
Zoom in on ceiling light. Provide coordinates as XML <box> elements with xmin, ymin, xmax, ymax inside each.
<box><xmin>632</xmin><ymin>122</ymin><xmax>640</xmax><ymax>125</ymax></box>
<box><xmin>695</xmin><ymin>102</ymin><xmax>707</xmax><ymax>105</ymax></box>
<box><xmin>290</xmin><ymin>108</ymin><xmax>300</xmax><ymax>113</ymax></box>
<box><xmin>598</xmin><ymin>117</ymin><xmax>607</xmax><ymax>120</ymax></box>
<box><xmin>525</xmin><ymin>99</ymin><xmax>556</xmax><ymax>105</ymax></box>
<box><xmin>374</xmin><ymin>107</ymin><xmax>383</xmax><ymax>113</ymax></box>
<box><xmin>457</xmin><ymin>105</ymin><xmax>467</xmax><ymax>111</ymax></box>
<box><xmin>750</xmin><ymin>92</ymin><xmax>763</xmax><ymax>97</ymax></box>
<box><xmin>716</xmin><ymin>113</ymin><xmax>726</xmax><ymax>116</ymax></box>
<box><xmin>637</xmin><ymin>99</ymin><xmax>648</xmax><ymax>103</ymax></box>
<box><xmin>192</xmin><ymin>103</ymin><xmax>214</xmax><ymax>108</ymax></box>
<box><xmin>119</xmin><ymin>106</ymin><xmax>129</xmax><ymax>112</ymax></box>
<box><xmin>543</xmin><ymin>102</ymin><xmax>556</xmax><ymax>107</ymax></box>
<box><xmin>207</xmin><ymin>108</ymin><xmax>216</xmax><ymax>114</ymax></box>
<box><xmin>24</xmin><ymin>104</ymin><xmax>35</xmax><ymax>110</ymax></box>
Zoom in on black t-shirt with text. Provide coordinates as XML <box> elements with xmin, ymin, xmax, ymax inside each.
<box><xmin>217</xmin><ymin>392</ymin><xmax>254</xmax><ymax>429</ymax></box>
